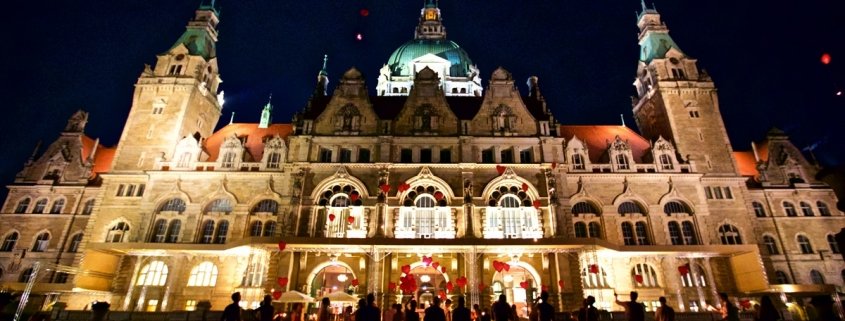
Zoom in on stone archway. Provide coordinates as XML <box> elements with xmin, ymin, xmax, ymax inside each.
<box><xmin>491</xmin><ymin>262</ymin><xmax>542</xmax><ymax>319</ymax></box>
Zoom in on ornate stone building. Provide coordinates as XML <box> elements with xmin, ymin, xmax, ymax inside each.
<box><xmin>1</xmin><ymin>1</ymin><xmax>842</xmax><ymax>317</ymax></box>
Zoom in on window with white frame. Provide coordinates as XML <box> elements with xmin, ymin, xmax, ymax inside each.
<box><xmin>615</xmin><ymin>154</ymin><xmax>630</xmax><ymax>170</ymax></box>
<box><xmin>188</xmin><ymin>262</ymin><xmax>219</xmax><ymax>286</ymax></box>
<box><xmin>659</xmin><ymin>154</ymin><xmax>673</xmax><ymax>170</ymax></box>
<box><xmin>199</xmin><ymin>220</ymin><xmax>215</xmax><ymax>244</ymax></box>
<box><xmin>252</xmin><ymin>200</ymin><xmax>279</xmax><ymax>215</ymax></box>
<box><xmin>797</xmin><ymin>235</ymin><xmax>814</xmax><ymax>254</ymax></box>
<box><xmin>717</xmin><ymin>224</ymin><xmax>742</xmax><ymax>245</ymax></box>
<box><xmin>810</xmin><ymin>270</ymin><xmax>825</xmax><ymax>284</ymax></box>
<box><xmin>67</xmin><ymin>233</ymin><xmax>83</xmax><ymax>253</ymax></box>
<box><xmin>32</xmin><ymin>232</ymin><xmax>50</xmax><ymax>252</ymax></box>
<box><xmin>2</xmin><ymin>232</ymin><xmax>19</xmax><ymax>252</ymax></box>
<box><xmin>137</xmin><ymin>261</ymin><xmax>169</xmax><ymax>286</ymax></box>
<box><xmin>166</xmin><ymin>220</ymin><xmax>181</xmax><ymax>243</ymax></box>
<box><xmin>263</xmin><ymin>221</ymin><xmax>276</xmax><ymax>237</ymax></box>
<box><xmin>571</xmin><ymin>154</ymin><xmax>585</xmax><ymax>170</ymax></box>
<box><xmin>828</xmin><ymin>234</ymin><xmax>840</xmax><ymax>254</ymax></box>
<box><xmin>249</xmin><ymin>221</ymin><xmax>263</xmax><ymax>237</ymax></box>
<box><xmin>783</xmin><ymin>202</ymin><xmax>797</xmax><ymax>217</ymax></box>
<box><xmin>14</xmin><ymin>198</ymin><xmax>30</xmax><ymax>214</ymax></box>
<box><xmin>106</xmin><ymin>222</ymin><xmax>130</xmax><ymax>243</ymax></box>
<box><xmin>32</xmin><ymin>199</ymin><xmax>48</xmax><ymax>214</ymax></box>
<box><xmin>763</xmin><ymin>235</ymin><xmax>780</xmax><ymax>255</ymax></box>
<box><xmin>215</xmin><ymin>220</ymin><xmax>229</xmax><ymax>244</ymax></box>
<box><xmin>818</xmin><ymin>201</ymin><xmax>832</xmax><ymax>216</ymax></box>
<box><xmin>680</xmin><ymin>264</ymin><xmax>707</xmax><ymax>288</ymax></box>
<box><xmin>205</xmin><ymin>199</ymin><xmax>233</xmax><ymax>214</ymax></box>
<box><xmin>621</xmin><ymin>221</ymin><xmax>651</xmax><ymax>245</ymax></box>
<box><xmin>800</xmin><ymin>202</ymin><xmax>815</xmax><ymax>216</ymax></box>
<box><xmin>157</xmin><ymin>198</ymin><xmax>186</xmax><ymax>214</ymax></box>
<box><xmin>266</xmin><ymin>152</ymin><xmax>282</xmax><ymax>169</ymax></box>
<box><xmin>82</xmin><ymin>199</ymin><xmax>95</xmax><ymax>215</ymax></box>
<box><xmin>151</xmin><ymin>219</ymin><xmax>168</xmax><ymax>243</ymax></box>
<box><xmin>581</xmin><ymin>265</ymin><xmax>609</xmax><ymax>288</ymax></box>
<box><xmin>632</xmin><ymin>263</ymin><xmax>659</xmax><ymax>287</ymax></box>
<box><xmin>752</xmin><ymin>202</ymin><xmax>766</xmax><ymax>217</ymax></box>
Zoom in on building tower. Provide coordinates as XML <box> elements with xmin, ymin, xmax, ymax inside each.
<box><xmin>110</xmin><ymin>1</ymin><xmax>223</xmax><ymax>171</ymax></box>
<box><xmin>631</xmin><ymin>2</ymin><xmax>736</xmax><ymax>174</ymax></box>
<box><xmin>259</xmin><ymin>95</ymin><xmax>273</xmax><ymax>128</ymax></box>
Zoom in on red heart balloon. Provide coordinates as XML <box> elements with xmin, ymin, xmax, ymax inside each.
<box><xmin>432</xmin><ymin>262</ymin><xmax>440</xmax><ymax>269</ymax></box>
<box><xmin>521</xmin><ymin>183</ymin><xmax>529</xmax><ymax>192</ymax></box>
<box><xmin>446</xmin><ymin>281</ymin><xmax>454</xmax><ymax>292</ymax></box>
<box><xmin>277</xmin><ymin>241</ymin><xmax>286</xmax><ymax>251</ymax></box>
<box><xmin>277</xmin><ymin>277</ymin><xmax>288</xmax><ymax>287</ymax></box>
<box><xmin>496</xmin><ymin>165</ymin><xmax>506</xmax><ymax>175</ymax></box>
<box><xmin>456</xmin><ymin>276</ymin><xmax>467</xmax><ymax>287</ymax></box>
<box><xmin>422</xmin><ymin>256</ymin><xmax>433</xmax><ymax>266</ymax></box>
<box><xmin>388</xmin><ymin>282</ymin><xmax>396</xmax><ymax>290</ymax></box>
<box><xmin>542</xmin><ymin>285</ymin><xmax>548</xmax><ymax>292</ymax></box>
<box><xmin>520</xmin><ymin>281</ymin><xmax>529</xmax><ymax>289</ymax></box>
<box><xmin>558</xmin><ymin>280</ymin><xmax>565</xmax><ymax>288</ymax></box>
<box><xmin>478</xmin><ymin>283</ymin><xmax>486</xmax><ymax>291</ymax></box>
<box><xmin>380</xmin><ymin>184</ymin><xmax>391</xmax><ymax>193</ymax></box>
<box><xmin>589</xmin><ymin>264</ymin><xmax>599</xmax><ymax>274</ymax></box>
<box><xmin>503</xmin><ymin>263</ymin><xmax>510</xmax><ymax>272</ymax></box>
<box><xmin>434</xmin><ymin>191</ymin><xmax>444</xmax><ymax>201</ymax></box>
<box><xmin>329</xmin><ymin>213</ymin><xmax>336</xmax><ymax>221</ymax></box>
<box><xmin>551</xmin><ymin>162</ymin><xmax>557</xmax><ymax>169</ymax></box>
<box><xmin>634</xmin><ymin>274</ymin><xmax>643</xmax><ymax>284</ymax></box>
<box><xmin>439</xmin><ymin>291</ymin><xmax>446</xmax><ymax>300</ymax></box>
<box><xmin>493</xmin><ymin>261</ymin><xmax>503</xmax><ymax>272</ymax></box>
<box><xmin>401</xmin><ymin>265</ymin><xmax>411</xmax><ymax>274</ymax></box>
<box><xmin>272</xmin><ymin>290</ymin><xmax>282</xmax><ymax>300</ymax></box>
<box><xmin>440</xmin><ymin>266</ymin><xmax>446</xmax><ymax>273</ymax></box>
<box><xmin>347</xmin><ymin>216</ymin><xmax>355</xmax><ymax>224</ymax></box>
<box><xmin>350</xmin><ymin>191</ymin><xmax>359</xmax><ymax>202</ymax></box>
<box><xmin>678</xmin><ymin>265</ymin><xmax>689</xmax><ymax>275</ymax></box>
<box><xmin>532</xmin><ymin>200</ymin><xmax>541</xmax><ymax>209</ymax></box>
<box><xmin>351</xmin><ymin>279</ymin><xmax>359</xmax><ymax>286</ymax></box>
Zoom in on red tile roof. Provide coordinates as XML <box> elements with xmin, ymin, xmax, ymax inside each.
<box><xmin>204</xmin><ymin>123</ymin><xmax>294</xmax><ymax>161</ymax></box>
<box><xmin>558</xmin><ymin>125</ymin><xmax>650</xmax><ymax>162</ymax></box>
<box><xmin>81</xmin><ymin>135</ymin><xmax>115</xmax><ymax>175</ymax></box>
<box><xmin>733</xmin><ymin>151</ymin><xmax>758</xmax><ymax>177</ymax></box>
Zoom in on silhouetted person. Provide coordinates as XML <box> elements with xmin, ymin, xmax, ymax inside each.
<box><xmin>471</xmin><ymin>304</ymin><xmax>481</xmax><ymax>321</ymax></box>
<box><xmin>534</xmin><ymin>291</ymin><xmax>554</xmax><ymax>321</ymax></box>
<box><xmin>810</xmin><ymin>295</ymin><xmax>841</xmax><ymax>321</ymax></box>
<box><xmin>755</xmin><ymin>295</ymin><xmax>780</xmax><ymax>321</ymax></box>
<box><xmin>406</xmin><ymin>300</ymin><xmax>421</xmax><ymax>321</ymax></box>
<box><xmin>318</xmin><ymin>297</ymin><xmax>332</xmax><ymax>321</ymax></box>
<box><xmin>492</xmin><ymin>295</ymin><xmax>511</xmax><ymax>321</ymax></box>
<box><xmin>576</xmin><ymin>296</ymin><xmax>598</xmax><ymax>321</ymax></box>
<box><xmin>255</xmin><ymin>295</ymin><xmax>274</xmax><ymax>321</ymax></box>
<box><xmin>445</xmin><ymin>299</ymin><xmax>453</xmax><ymax>321</ymax></box>
<box><xmin>393</xmin><ymin>303</ymin><xmax>405</xmax><ymax>321</ymax></box>
<box><xmin>452</xmin><ymin>297</ymin><xmax>471</xmax><ymax>321</ymax></box>
<box><xmin>424</xmin><ymin>297</ymin><xmax>447</xmax><ymax>321</ymax></box>
<box><xmin>222</xmin><ymin>292</ymin><xmax>243</xmax><ymax>321</ymax></box>
<box><xmin>654</xmin><ymin>297</ymin><xmax>674</xmax><ymax>321</ymax></box>
<box><xmin>480</xmin><ymin>308</ymin><xmax>492</xmax><ymax>321</ymax></box>
<box><xmin>615</xmin><ymin>291</ymin><xmax>644</xmax><ymax>321</ymax></box>
<box><xmin>718</xmin><ymin>293</ymin><xmax>739</xmax><ymax>321</ymax></box>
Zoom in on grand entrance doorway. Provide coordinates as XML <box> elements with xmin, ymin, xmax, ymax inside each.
<box><xmin>491</xmin><ymin>263</ymin><xmax>540</xmax><ymax>319</ymax></box>
<box><xmin>400</xmin><ymin>263</ymin><xmax>450</xmax><ymax>308</ymax></box>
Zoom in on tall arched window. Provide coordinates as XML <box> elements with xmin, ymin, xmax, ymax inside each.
<box><xmin>482</xmin><ymin>187</ymin><xmax>541</xmax><ymax>239</ymax></box>
<box><xmin>774</xmin><ymin>270</ymin><xmax>789</xmax><ymax>284</ymax></box>
<box><xmin>249</xmin><ymin>221</ymin><xmax>263</xmax><ymax>237</ymax></box>
<box><xmin>1</xmin><ymin>232</ymin><xmax>19</xmax><ymax>251</ymax></box>
<box><xmin>572</xmin><ymin>154</ymin><xmax>585</xmax><ymax>170</ymax></box>
<box><xmin>797</xmin><ymin>235</ymin><xmax>814</xmax><ymax>254</ymax></box>
<box><xmin>199</xmin><ymin>220</ymin><xmax>215</xmax><ymax>244</ymax></box>
<box><xmin>680</xmin><ymin>264</ymin><xmax>707</xmax><ymax>288</ymax></box>
<box><xmin>49</xmin><ymin>199</ymin><xmax>65</xmax><ymax>214</ymax></box>
<box><xmin>263</xmin><ymin>221</ymin><xmax>276</xmax><ymax>237</ymax></box>
<box><xmin>818</xmin><ymin>201</ymin><xmax>832</xmax><ymax>217</ymax></box>
<box><xmin>81</xmin><ymin>199</ymin><xmax>95</xmax><ymax>215</ymax></box>
<box><xmin>783</xmin><ymin>202</ymin><xmax>797</xmax><ymax>217</ymax></box>
<box><xmin>67</xmin><ymin>233</ymin><xmax>83</xmax><ymax>253</ymax></box>
<box><xmin>810</xmin><ymin>270</ymin><xmax>825</xmax><ymax>284</ymax></box>
<box><xmin>635</xmin><ymin>222</ymin><xmax>650</xmax><ymax>245</ymax></box>
<box><xmin>188</xmin><ymin>262</ymin><xmax>219</xmax><ymax>286</ymax></box>
<box><xmin>632</xmin><ymin>263</ymin><xmax>659</xmax><ymax>287</ymax></box>
<box><xmin>588</xmin><ymin>222</ymin><xmax>602</xmax><ymax>238</ymax></box>
<box><xmin>266</xmin><ymin>152</ymin><xmax>282</xmax><ymax>169</ymax></box>
<box><xmin>252</xmin><ymin>200</ymin><xmax>279</xmax><ymax>215</ymax></box>
<box><xmin>151</xmin><ymin>219</ymin><xmax>168</xmax><ymax>243</ymax></box>
<box><xmin>800</xmin><ymin>202</ymin><xmax>814</xmax><ymax>216</ymax></box>
<box><xmin>681</xmin><ymin>221</ymin><xmax>698</xmax><ymax>245</ymax></box>
<box><xmin>621</xmin><ymin>222</ymin><xmax>650</xmax><ymax>245</ymax></box>
<box><xmin>615</xmin><ymin>154</ymin><xmax>630</xmax><ymax>170</ymax></box>
<box><xmin>659</xmin><ymin>154</ymin><xmax>674</xmax><ymax>170</ymax></box>
<box><xmin>215</xmin><ymin>220</ymin><xmax>229</xmax><ymax>244</ymax></box>
<box><xmin>32</xmin><ymin>232</ymin><xmax>50</xmax><ymax>252</ymax></box>
<box><xmin>137</xmin><ymin>261</ymin><xmax>169</xmax><ymax>286</ymax></box>
<box><xmin>668</xmin><ymin>222</ymin><xmax>683</xmax><ymax>245</ymax></box>
<box><xmin>166</xmin><ymin>220</ymin><xmax>181</xmax><ymax>243</ymax></box>
<box><xmin>106</xmin><ymin>222</ymin><xmax>130</xmax><ymax>243</ymax></box>
<box><xmin>621</xmin><ymin>222</ymin><xmax>635</xmax><ymax>245</ymax></box>
<box><xmin>718</xmin><ymin>224</ymin><xmax>742</xmax><ymax>245</ymax></box>
<box><xmin>157</xmin><ymin>198</ymin><xmax>186</xmax><ymax>214</ymax></box>
<box><xmin>14</xmin><ymin>198</ymin><xmax>30</xmax><ymax>214</ymax></box>
<box><xmin>752</xmin><ymin>202</ymin><xmax>766</xmax><ymax>217</ymax></box>
<box><xmin>763</xmin><ymin>235</ymin><xmax>780</xmax><ymax>255</ymax></box>
<box><xmin>574</xmin><ymin>222</ymin><xmax>588</xmax><ymax>238</ymax></box>
<box><xmin>32</xmin><ymin>199</ymin><xmax>48</xmax><ymax>214</ymax></box>
<box><xmin>828</xmin><ymin>234</ymin><xmax>840</xmax><ymax>254</ymax></box>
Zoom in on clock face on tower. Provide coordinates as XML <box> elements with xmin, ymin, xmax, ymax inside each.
<box><xmin>425</xmin><ymin>9</ymin><xmax>437</xmax><ymax>21</ymax></box>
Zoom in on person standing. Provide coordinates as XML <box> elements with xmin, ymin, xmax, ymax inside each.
<box><xmin>384</xmin><ymin>301</ymin><xmax>396</xmax><ymax>321</ymax></box>
<box><xmin>654</xmin><ymin>297</ymin><xmax>675</xmax><ymax>321</ymax></box>
<box><xmin>254</xmin><ymin>295</ymin><xmax>275</xmax><ymax>321</ymax></box>
<box><xmin>424</xmin><ymin>297</ymin><xmax>447</xmax><ymax>321</ymax></box>
<box><xmin>614</xmin><ymin>292</ymin><xmax>645</xmax><ymax>321</ymax></box>
<box><xmin>405</xmin><ymin>300</ymin><xmax>421</xmax><ymax>321</ymax></box>
<box><xmin>452</xmin><ymin>297</ymin><xmax>471</xmax><ymax>321</ymax></box>
<box><xmin>444</xmin><ymin>299</ymin><xmax>453</xmax><ymax>321</ymax></box>
<box><xmin>471</xmin><ymin>304</ymin><xmax>482</xmax><ymax>321</ymax></box>
<box><xmin>393</xmin><ymin>304</ymin><xmax>405</xmax><ymax>321</ymax></box>
<box><xmin>718</xmin><ymin>293</ymin><xmax>740</xmax><ymax>321</ymax></box>
<box><xmin>492</xmin><ymin>295</ymin><xmax>511</xmax><ymax>321</ymax></box>
<box><xmin>222</xmin><ymin>292</ymin><xmax>243</xmax><ymax>321</ymax></box>
<box><xmin>755</xmin><ymin>296</ymin><xmax>780</xmax><ymax>321</ymax></box>
<box><xmin>536</xmin><ymin>292</ymin><xmax>555</xmax><ymax>321</ymax></box>
<box><xmin>576</xmin><ymin>296</ymin><xmax>598</xmax><ymax>321</ymax></box>
<box><xmin>318</xmin><ymin>297</ymin><xmax>332</xmax><ymax>321</ymax></box>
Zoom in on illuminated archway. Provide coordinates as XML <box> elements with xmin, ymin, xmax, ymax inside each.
<box><xmin>491</xmin><ymin>261</ymin><xmax>542</xmax><ymax>319</ymax></box>
<box><xmin>306</xmin><ymin>260</ymin><xmax>358</xmax><ymax>299</ymax></box>
<box><xmin>398</xmin><ymin>261</ymin><xmax>451</xmax><ymax>307</ymax></box>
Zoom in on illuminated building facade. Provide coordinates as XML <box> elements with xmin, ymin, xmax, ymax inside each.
<box><xmin>1</xmin><ymin>1</ymin><xmax>842</xmax><ymax>317</ymax></box>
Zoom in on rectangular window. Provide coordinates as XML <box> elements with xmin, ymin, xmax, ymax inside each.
<box><xmin>723</xmin><ymin>187</ymin><xmax>733</xmax><ymax>199</ymax></box>
<box><xmin>704</xmin><ymin>187</ymin><xmax>713</xmax><ymax>199</ymax></box>
<box><xmin>439</xmin><ymin>149</ymin><xmax>452</xmax><ymax>163</ymax></box>
<box><xmin>420</xmin><ymin>149</ymin><xmax>432</xmax><ymax>163</ymax></box>
<box><xmin>137</xmin><ymin>184</ymin><xmax>146</xmax><ymax>197</ymax></box>
<box><xmin>519</xmin><ymin>149</ymin><xmax>533</xmax><ymax>163</ymax></box>
<box><xmin>481</xmin><ymin>149</ymin><xmax>494</xmax><ymax>164</ymax></box>
<box><xmin>319</xmin><ymin>149</ymin><xmax>333</xmax><ymax>163</ymax></box>
<box><xmin>713</xmin><ymin>187</ymin><xmax>724</xmax><ymax>199</ymax></box>
<box><xmin>125</xmin><ymin>185</ymin><xmax>136</xmax><ymax>197</ymax></box>
<box><xmin>358</xmin><ymin>149</ymin><xmax>371</xmax><ymax>163</ymax></box>
<box><xmin>500</xmin><ymin>149</ymin><xmax>514</xmax><ymax>164</ymax></box>
<box><xmin>185</xmin><ymin>300</ymin><xmax>197</xmax><ymax>311</ymax></box>
<box><xmin>400</xmin><ymin>149</ymin><xmax>413</xmax><ymax>163</ymax></box>
<box><xmin>339</xmin><ymin>149</ymin><xmax>352</xmax><ymax>163</ymax></box>
<box><xmin>116</xmin><ymin>184</ymin><xmax>125</xmax><ymax>197</ymax></box>
<box><xmin>146</xmin><ymin>300</ymin><xmax>159</xmax><ymax>312</ymax></box>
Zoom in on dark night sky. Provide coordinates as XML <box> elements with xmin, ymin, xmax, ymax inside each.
<box><xmin>2</xmin><ymin>1</ymin><xmax>845</xmax><ymax>184</ymax></box>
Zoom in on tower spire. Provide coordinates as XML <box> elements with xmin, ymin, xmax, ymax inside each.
<box><xmin>415</xmin><ymin>0</ymin><xmax>447</xmax><ymax>40</ymax></box>
<box><xmin>314</xmin><ymin>55</ymin><xmax>329</xmax><ymax>97</ymax></box>
<box><xmin>259</xmin><ymin>94</ymin><xmax>273</xmax><ymax>128</ymax></box>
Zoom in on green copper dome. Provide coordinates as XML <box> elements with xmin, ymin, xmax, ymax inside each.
<box><xmin>387</xmin><ymin>40</ymin><xmax>474</xmax><ymax>77</ymax></box>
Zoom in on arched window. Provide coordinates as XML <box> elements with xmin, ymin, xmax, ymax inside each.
<box><xmin>81</xmin><ymin>199</ymin><xmax>95</xmax><ymax>215</ymax></box>
<box><xmin>800</xmin><ymin>202</ymin><xmax>814</xmax><ymax>216</ymax></box>
<box><xmin>572</xmin><ymin>202</ymin><xmax>599</xmax><ymax>215</ymax></box>
<box><xmin>618</xmin><ymin>202</ymin><xmax>643</xmax><ymax>215</ymax></box>
<box><xmin>659</xmin><ymin>154</ymin><xmax>674</xmax><ymax>170</ymax></box>
<box><xmin>199</xmin><ymin>220</ymin><xmax>215</xmax><ymax>244</ymax></box>
<box><xmin>763</xmin><ymin>235</ymin><xmax>780</xmax><ymax>255</ymax></box>
<box><xmin>797</xmin><ymin>235</ymin><xmax>814</xmax><ymax>254</ymax></box>
<box><xmin>588</xmin><ymin>222</ymin><xmax>602</xmax><ymax>238</ymax></box>
<box><xmin>783</xmin><ymin>202</ymin><xmax>797</xmax><ymax>217</ymax></box>
<box><xmin>481</xmin><ymin>187</ymin><xmax>541</xmax><ymax>240</ymax></box>
<box><xmin>2</xmin><ymin>232</ymin><xmax>19</xmax><ymax>252</ymax></box>
<box><xmin>68</xmin><ymin>233</ymin><xmax>83</xmax><ymax>253</ymax></box>
<box><xmin>572</xmin><ymin>154</ymin><xmax>585</xmax><ymax>170</ymax></box>
<box><xmin>157</xmin><ymin>198</ymin><xmax>186</xmax><ymax>214</ymax></box>
<box><xmin>718</xmin><ymin>224</ymin><xmax>742</xmax><ymax>245</ymax></box>
<box><xmin>266</xmin><ymin>152</ymin><xmax>282</xmax><ymax>169</ymax></box>
<box><xmin>615</xmin><ymin>154</ymin><xmax>630</xmax><ymax>170</ymax></box>
<box><xmin>263</xmin><ymin>221</ymin><xmax>276</xmax><ymax>237</ymax></box>
<box><xmin>32</xmin><ymin>232</ymin><xmax>50</xmax><ymax>252</ymax></box>
<box><xmin>137</xmin><ymin>261</ymin><xmax>169</xmax><ymax>286</ymax></box>
<box><xmin>106</xmin><ymin>222</ymin><xmax>130</xmax><ymax>243</ymax></box>
<box><xmin>242</xmin><ymin>256</ymin><xmax>268</xmax><ymax>287</ymax></box>
<box><xmin>252</xmin><ymin>200</ymin><xmax>278</xmax><ymax>215</ymax></box>
<box><xmin>668</xmin><ymin>222</ymin><xmax>683</xmax><ymax>245</ymax></box>
<box><xmin>19</xmin><ymin>268</ymin><xmax>34</xmax><ymax>283</ymax></box>
<box><xmin>151</xmin><ymin>219</ymin><xmax>168</xmax><ymax>243</ymax></box>
<box><xmin>621</xmin><ymin>221</ymin><xmax>650</xmax><ymax>245</ymax></box>
<box><xmin>810</xmin><ymin>270</ymin><xmax>825</xmax><ymax>285</ymax></box>
<box><xmin>663</xmin><ymin>201</ymin><xmax>690</xmax><ymax>215</ymax></box>
<box><xmin>752</xmin><ymin>202</ymin><xmax>766</xmax><ymax>217</ymax></box>
<box><xmin>773</xmin><ymin>270</ymin><xmax>789</xmax><ymax>284</ymax></box>
<box><xmin>14</xmin><ymin>198</ymin><xmax>30</xmax><ymax>214</ymax></box>
<box><xmin>166</xmin><ymin>220</ymin><xmax>181</xmax><ymax>243</ymax></box>
<box><xmin>215</xmin><ymin>220</ymin><xmax>229</xmax><ymax>244</ymax></box>
<box><xmin>221</xmin><ymin>152</ymin><xmax>238</xmax><ymax>168</ymax></box>
<box><xmin>581</xmin><ymin>265</ymin><xmax>609</xmax><ymax>288</ymax></box>
<box><xmin>635</xmin><ymin>222</ymin><xmax>650</xmax><ymax>245</ymax></box>
<box><xmin>32</xmin><ymin>199</ymin><xmax>48</xmax><ymax>214</ymax></box>
<box><xmin>205</xmin><ymin>199</ymin><xmax>233</xmax><ymax>214</ymax></box>
<box><xmin>818</xmin><ymin>201</ymin><xmax>832</xmax><ymax>216</ymax></box>
<box><xmin>53</xmin><ymin>272</ymin><xmax>70</xmax><ymax>284</ymax></box>
<box><xmin>680</xmin><ymin>264</ymin><xmax>707</xmax><ymax>288</ymax></box>
<box><xmin>250</xmin><ymin>221</ymin><xmax>263</xmax><ymax>237</ymax></box>
<box><xmin>681</xmin><ymin>221</ymin><xmax>698</xmax><ymax>245</ymax></box>
<box><xmin>574</xmin><ymin>222</ymin><xmax>588</xmax><ymax>238</ymax></box>
<box><xmin>632</xmin><ymin>263</ymin><xmax>659</xmax><ymax>287</ymax></box>
<box><xmin>828</xmin><ymin>234</ymin><xmax>840</xmax><ymax>254</ymax></box>
<box><xmin>621</xmin><ymin>222</ymin><xmax>635</xmax><ymax>245</ymax></box>
<box><xmin>188</xmin><ymin>262</ymin><xmax>219</xmax><ymax>287</ymax></box>
<box><xmin>49</xmin><ymin>199</ymin><xmax>65</xmax><ymax>214</ymax></box>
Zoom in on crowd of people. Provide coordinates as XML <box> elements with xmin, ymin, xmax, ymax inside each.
<box><xmin>219</xmin><ymin>290</ymin><xmax>842</xmax><ymax>321</ymax></box>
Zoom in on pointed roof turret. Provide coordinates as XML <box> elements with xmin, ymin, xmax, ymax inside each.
<box><xmin>313</xmin><ymin>55</ymin><xmax>330</xmax><ymax>97</ymax></box>
<box><xmin>259</xmin><ymin>94</ymin><xmax>273</xmax><ymax>128</ymax></box>
<box><xmin>636</xmin><ymin>1</ymin><xmax>683</xmax><ymax>63</ymax></box>
<box><xmin>415</xmin><ymin>0</ymin><xmax>447</xmax><ymax>40</ymax></box>
<box><xmin>170</xmin><ymin>0</ymin><xmax>220</xmax><ymax>60</ymax></box>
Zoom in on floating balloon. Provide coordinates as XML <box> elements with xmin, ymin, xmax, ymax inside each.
<box><xmin>532</xmin><ymin>200</ymin><xmax>541</xmax><ymax>209</ymax></box>
<box><xmin>634</xmin><ymin>274</ymin><xmax>644</xmax><ymax>284</ymax></box>
<box><xmin>678</xmin><ymin>265</ymin><xmax>689</xmax><ymax>275</ymax></box>
<box><xmin>356</xmin><ymin>33</ymin><xmax>363</xmax><ymax>41</ymax></box>
<box><xmin>422</xmin><ymin>256</ymin><xmax>433</xmax><ymax>266</ymax></box>
<box><xmin>359</xmin><ymin>9</ymin><xmax>370</xmax><ymax>17</ymax></box>
<box><xmin>551</xmin><ymin>162</ymin><xmax>558</xmax><ymax>169</ymax></box>
<box><xmin>589</xmin><ymin>264</ymin><xmax>599</xmax><ymax>274</ymax></box>
<box><xmin>520</xmin><ymin>281</ymin><xmax>529</xmax><ymax>289</ymax></box>
<box><xmin>350</xmin><ymin>191</ymin><xmax>359</xmax><ymax>202</ymax></box>
<box><xmin>521</xmin><ymin>183</ymin><xmax>529</xmax><ymax>192</ymax></box>
<box><xmin>329</xmin><ymin>213</ymin><xmax>336</xmax><ymax>222</ymax></box>
<box><xmin>558</xmin><ymin>280</ymin><xmax>565</xmax><ymax>288</ymax></box>
<box><xmin>446</xmin><ymin>281</ymin><xmax>454</xmax><ymax>292</ymax></box>
<box><xmin>272</xmin><ymin>290</ymin><xmax>282</xmax><ymax>300</ymax></box>
<box><xmin>347</xmin><ymin>216</ymin><xmax>355</xmax><ymax>224</ymax></box>
<box><xmin>432</xmin><ymin>262</ymin><xmax>440</xmax><ymax>269</ymax></box>
<box><xmin>434</xmin><ymin>191</ymin><xmax>444</xmax><ymax>201</ymax></box>
<box><xmin>379</xmin><ymin>184</ymin><xmax>391</xmax><ymax>193</ymax></box>
<box><xmin>456</xmin><ymin>276</ymin><xmax>467</xmax><ymax>287</ymax></box>
<box><xmin>822</xmin><ymin>53</ymin><xmax>832</xmax><ymax>65</ymax></box>
<box><xmin>541</xmin><ymin>284</ymin><xmax>548</xmax><ymax>292</ymax></box>
<box><xmin>277</xmin><ymin>241</ymin><xmax>287</xmax><ymax>251</ymax></box>
<box><xmin>496</xmin><ymin>165</ymin><xmax>506</xmax><ymax>175</ymax></box>
<box><xmin>277</xmin><ymin>277</ymin><xmax>289</xmax><ymax>287</ymax></box>
<box><xmin>401</xmin><ymin>265</ymin><xmax>411</xmax><ymax>274</ymax></box>
<box><xmin>398</xmin><ymin>183</ymin><xmax>411</xmax><ymax>192</ymax></box>
<box><xmin>478</xmin><ymin>283</ymin><xmax>486</xmax><ymax>291</ymax></box>
<box><xmin>351</xmin><ymin>279</ymin><xmax>359</xmax><ymax>286</ymax></box>
<box><xmin>440</xmin><ymin>266</ymin><xmax>447</xmax><ymax>273</ymax></box>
